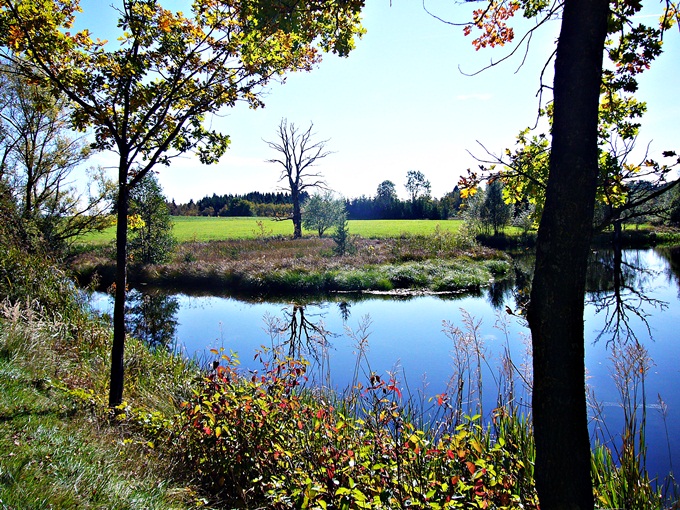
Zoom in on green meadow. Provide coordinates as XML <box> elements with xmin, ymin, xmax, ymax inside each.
<box><xmin>79</xmin><ymin>216</ymin><xmax>464</xmax><ymax>245</ymax></box>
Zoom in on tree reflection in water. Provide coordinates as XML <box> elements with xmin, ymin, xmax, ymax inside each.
<box><xmin>657</xmin><ymin>245</ymin><xmax>680</xmax><ymax>299</ymax></box>
<box><xmin>125</xmin><ymin>289</ymin><xmax>179</xmax><ymax>351</ymax></box>
<box><xmin>501</xmin><ymin>247</ymin><xmax>671</xmax><ymax>345</ymax></box>
<box><xmin>338</xmin><ymin>301</ymin><xmax>351</xmax><ymax>322</ymax></box>
<box><xmin>586</xmin><ymin>248</ymin><xmax>667</xmax><ymax>344</ymax></box>
<box><xmin>263</xmin><ymin>303</ymin><xmax>337</xmax><ymax>387</ymax></box>
<box><xmin>485</xmin><ymin>252</ymin><xmax>534</xmax><ymax>317</ymax></box>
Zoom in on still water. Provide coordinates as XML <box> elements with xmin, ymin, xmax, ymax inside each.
<box><xmin>91</xmin><ymin>247</ymin><xmax>680</xmax><ymax>484</ymax></box>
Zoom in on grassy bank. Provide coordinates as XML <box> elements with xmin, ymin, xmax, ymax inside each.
<box><xmin>72</xmin><ymin>218</ymin><xmax>680</xmax><ymax>297</ymax></box>
<box><xmin>71</xmin><ymin>231</ymin><xmax>512</xmax><ymax>295</ymax></box>
<box><xmin>0</xmin><ymin>248</ymin><xmax>203</xmax><ymax>508</ymax></box>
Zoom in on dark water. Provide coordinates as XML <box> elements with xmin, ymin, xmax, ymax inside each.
<box><xmin>91</xmin><ymin>247</ymin><xmax>680</xmax><ymax>484</ymax></box>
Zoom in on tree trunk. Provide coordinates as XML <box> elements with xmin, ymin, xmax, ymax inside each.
<box><xmin>612</xmin><ymin>219</ymin><xmax>622</xmax><ymax>249</ymax></box>
<box><xmin>292</xmin><ymin>192</ymin><xmax>302</xmax><ymax>239</ymax></box>
<box><xmin>109</xmin><ymin>161</ymin><xmax>130</xmax><ymax>408</ymax></box>
<box><xmin>527</xmin><ymin>0</ymin><xmax>609</xmax><ymax>508</ymax></box>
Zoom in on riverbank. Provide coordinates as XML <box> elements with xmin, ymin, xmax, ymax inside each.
<box><xmin>70</xmin><ymin>225</ymin><xmax>680</xmax><ymax>297</ymax></box>
<box><xmin>0</xmin><ymin>248</ymin><xmax>205</xmax><ymax>508</ymax></box>
<box><xmin>70</xmin><ymin>236</ymin><xmax>513</xmax><ymax>296</ymax></box>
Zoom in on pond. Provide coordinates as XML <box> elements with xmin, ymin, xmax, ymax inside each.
<box><xmin>90</xmin><ymin>247</ymin><xmax>680</xmax><ymax>486</ymax></box>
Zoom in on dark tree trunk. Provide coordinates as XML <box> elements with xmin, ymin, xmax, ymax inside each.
<box><xmin>292</xmin><ymin>191</ymin><xmax>302</xmax><ymax>239</ymax></box>
<box><xmin>109</xmin><ymin>161</ymin><xmax>130</xmax><ymax>408</ymax></box>
<box><xmin>527</xmin><ymin>0</ymin><xmax>609</xmax><ymax>508</ymax></box>
<box><xmin>612</xmin><ymin>219</ymin><xmax>623</xmax><ymax>249</ymax></box>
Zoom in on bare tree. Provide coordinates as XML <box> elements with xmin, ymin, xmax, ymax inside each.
<box><xmin>265</xmin><ymin>119</ymin><xmax>332</xmax><ymax>238</ymax></box>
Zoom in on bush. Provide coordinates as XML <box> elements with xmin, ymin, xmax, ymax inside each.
<box><xmin>172</xmin><ymin>348</ymin><xmax>539</xmax><ymax>508</ymax></box>
<box><xmin>303</xmin><ymin>192</ymin><xmax>345</xmax><ymax>237</ymax></box>
<box><xmin>128</xmin><ymin>173</ymin><xmax>177</xmax><ymax>264</ymax></box>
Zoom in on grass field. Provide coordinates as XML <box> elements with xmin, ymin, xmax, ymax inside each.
<box><xmin>78</xmin><ymin>216</ymin><xmax>464</xmax><ymax>245</ymax></box>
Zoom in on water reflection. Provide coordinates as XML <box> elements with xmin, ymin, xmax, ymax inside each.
<box><xmin>587</xmin><ymin>249</ymin><xmax>668</xmax><ymax>344</ymax></box>
<box><xmin>482</xmin><ymin>252</ymin><xmax>535</xmax><ymax>316</ymax></box>
<box><xmin>657</xmin><ymin>245</ymin><xmax>680</xmax><ymax>297</ymax></box>
<box><xmin>119</xmin><ymin>247</ymin><xmax>680</xmax><ymax>354</ymax></box>
<box><xmin>124</xmin><ymin>289</ymin><xmax>179</xmax><ymax>350</ymax></box>
<box><xmin>338</xmin><ymin>301</ymin><xmax>352</xmax><ymax>322</ymax></box>
<box><xmin>266</xmin><ymin>303</ymin><xmax>335</xmax><ymax>361</ymax></box>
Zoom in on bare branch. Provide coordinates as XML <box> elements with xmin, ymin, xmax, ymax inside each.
<box><xmin>264</xmin><ymin>119</ymin><xmax>334</xmax><ymax>238</ymax></box>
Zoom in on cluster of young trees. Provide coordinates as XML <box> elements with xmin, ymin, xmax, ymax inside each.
<box><xmin>0</xmin><ymin>64</ymin><xmax>112</xmax><ymax>255</ymax></box>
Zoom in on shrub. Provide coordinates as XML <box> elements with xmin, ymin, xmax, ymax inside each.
<box><xmin>303</xmin><ymin>192</ymin><xmax>346</xmax><ymax>237</ymax></box>
<box><xmin>128</xmin><ymin>173</ymin><xmax>177</xmax><ymax>264</ymax></box>
<box><xmin>172</xmin><ymin>348</ymin><xmax>540</xmax><ymax>509</ymax></box>
<box><xmin>333</xmin><ymin>216</ymin><xmax>357</xmax><ymax>256</ymax></box>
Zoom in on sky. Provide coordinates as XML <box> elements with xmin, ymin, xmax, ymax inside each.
<box><xmin>76</xmin><ymin>1</ymin><xmax>680</xmax><ymax>204</ymax></box>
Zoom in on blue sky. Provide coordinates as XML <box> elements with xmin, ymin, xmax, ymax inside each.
<box><xmin>78</xmin><ymin>1</ymin><xmax>679</xmax><ymax>203</ymax></box>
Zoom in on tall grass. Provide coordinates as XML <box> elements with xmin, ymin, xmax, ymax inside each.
<box><xmin>590</xmin><ymin>341</ymin><xmax>668</xmax><ymax>508</ymax></box>
<box><xmin>0</xmin><ymin>248</ymin><xmax>203</xmax><ymax>508</ymax></box>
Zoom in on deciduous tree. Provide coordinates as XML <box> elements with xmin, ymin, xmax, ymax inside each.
<box><xmin>302</xmin><ymin>191</ymin><xmax>345</xmax><ymax>237</ymax></box>
<box><xmin>375</xmin><ymin>179</ymin><xmax>397</xmax><ymax>205</ymax></box>
<box><xmin>481</xmin><ymin>98</ymin><xmax>679</xmax><ymax>233</ymax></box>
<box><xmin>404</xmin><ymin>170</ymin><xmax>431</xmax><ymax>203</ymax></box>
<box><xmin>452</xmin><ymin>0</ymin><xmax>678</xmax><ymax>507</ymax></box>
<box><xmin>265</xmin><ymin>119</ymin><xmax>333</xmax><ymax>238</ymax></box>
<box><xmin>374</xmin><ymin>179</ymin><xmax>400</xmax><ymax>218</ymax></box>
<box><xmin>0</xmin><ymin>0</ymin><xmax>364</xmax><ymax>406</ymax></box>
<box><xmin>0</xmin><ymin>66</ymin><xmax>111</xmax><ymax>253</ymax></box>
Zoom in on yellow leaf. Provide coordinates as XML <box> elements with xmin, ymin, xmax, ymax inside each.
<box><xmin>460</xmin><ymin>187</ymin><xmax>477</xmax><ymax>199</ymax></box>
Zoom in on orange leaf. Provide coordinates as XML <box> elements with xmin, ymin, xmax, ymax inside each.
<box><xmin>466</xmin><ymin>461</ymin><xmax>476</xmax><ymax>475</ymax></box>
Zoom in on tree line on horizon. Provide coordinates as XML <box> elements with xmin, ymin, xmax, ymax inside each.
<box><xmin>167</xmin><ymin>191</ymin><xmax>307</xmax><ymax>218</ymax></box>
<box><xmin>167</xmin><ymin>178</ymin><xmax>680</xmax><ymax>228</ymax></box>
<box><xmin>167</xmin><ymin>182</ymin><xmax>465</xmax><ymax>220</ymax></box>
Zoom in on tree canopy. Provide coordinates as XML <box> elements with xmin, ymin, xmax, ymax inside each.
<box><xmin>0</xmin><ymin>66</ymin><xmax>111</xmax><ymax>252</ymax></box>
<box><xmin>302</xmin><ymin>191</ymin><xmax>345</xmax><ymax>237</ymax></box>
